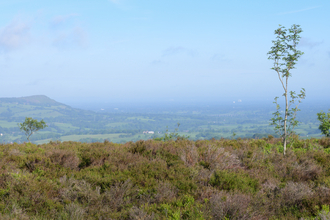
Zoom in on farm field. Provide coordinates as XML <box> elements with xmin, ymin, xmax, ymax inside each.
<box><xmin>0</xmin><ymin>120</ymin><xmax>18</xmax><ymax>128</ymax></box>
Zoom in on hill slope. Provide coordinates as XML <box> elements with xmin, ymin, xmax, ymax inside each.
<box><xmin>0</xmin><ymin>95</ymin><xmax>93</xmax><ymax>119</ymax></box>
<box><xmin>0</xmin><ymin>95</ymin><xmax>64</xmax><ymax>106</ymax></box>
<box><xmin>0</xmin><ymin>95</ymin><xmax>109</xmax><ymax>143</ymax></box>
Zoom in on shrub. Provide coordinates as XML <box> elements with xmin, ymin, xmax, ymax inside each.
<box><xmin>100</xmin><ymin>179</ymin><xmax>137</xmax><ymax>211</ymax></box>
<box><xmin>318</xmin><ymin>137</ymin><xmax>330</xmax><ymax>149</ymax></box>
<box><xmin>61</xmin><ymin>203</ymin><xmax>86</xmax><ymax>220</ymax></box>
<box><xmin>129</xmin><ymin>206</ymin><xmax>154</xmax><ymax>220</ymax></box>
<box><xmin>1</xmin><ymin>138</ymin><xmax>330</xmax><ymax>219</ymax></box>
<box><xmin>281</xmin><ymin>182</ymin><xmax>314</xmax><ymax>208</ymax></box>
<box><xmin>180</xmin><ymin>145</ymin><xmax>199</xmax><ymax>167</ymax></box>
<box><xmin>209</xmin><ymin>191</ymin><xmax>251</xmax><ymax>219</ymax></box>
<box><xmin>209</xmin><ymin>170</ymin><xmax>259</xmax><ymax>194</ymax></box>
<box><xmin>155</xmin><ymin>181</ymin><xmax>178</xmax><ymax>203</ymax></box>
<box><xmin>47</xmin><ymin>149</ymin><xmax>80</xmax><ymax>170</ymax></box>
<box><xmin>199</xmin><ymin>145</ymin><xmax>241</xmax><ymax>171</ymax></box>
<box><xmin>59</xmin><ymin>175</ymin><xmax>99</xmax><ymax>204</ymax></box>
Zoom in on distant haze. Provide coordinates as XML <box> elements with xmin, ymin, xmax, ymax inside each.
<box><xmin>0</xmin><ymin>0</ymin><xmax>329</xmax><ymax>105</ymax></box>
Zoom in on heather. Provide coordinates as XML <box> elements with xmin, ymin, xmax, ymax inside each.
<box><xmin>1</xmin><ymin>137</ymin><xmax>330</xmax><ymax>219</ymax></box>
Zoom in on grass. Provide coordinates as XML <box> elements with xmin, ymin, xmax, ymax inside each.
<box><xmin>126</xmin><ymin>116</ymin><xmax>155</xmax><ymax>122</ymax></box>
<box><xmin>0</xmin><ymin>134</ymin><xmax>21</xmax><ymax>142</ymax></box>
<box><xmin>0</xmin><ymin>103</ymin><xmax>65</xmax><ymax>118</ymax></box>
<box><xmin>106</xmin><ymin>122</ymin><xmax>130</xmax><ymax>127</ymax></box>
<box><xmin>295</xmin><ymin>123</ymin><xmax>322</xmax><ymax>137</ymax></box>
<box><xmin>60</xmin><ymin>133</ymin><xmax>126</xmax><ymax>142</ymax></box>
<box><xmin>0</xmin><ymin>103</ymin><xmax>35</xmax><ymax>111</ymax></box>
<box><xmin>53</xmin><ymin>123</ymin><xmax>80</xmax><ymax>132</ymax></box>
<box><xmin>1</xmin><ymin>137</ymin><xmax>330</xmax><ymax>219</ymax></box>
<box><xmin>0</xmin><ymin>120</ymin><xmax>19</xmax><ymax>128</ymax></box>
<box><xmin>14</xmin><ymin>110</ymin><xmax>63</xmax><ymax>118</ymax></box>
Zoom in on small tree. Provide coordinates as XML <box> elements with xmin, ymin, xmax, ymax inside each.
<box><xmin>317</xmin><ymin>110</ymin><xmax>330</xmax><ymax>137</ymax></box>
<box><xmin>18</xmin><ymin>117</ymin><xmax>47</xmax><ymax>142</ymax></box>
<box><xmin>267</xmin><ymin>24</ymin><xmax>306</xmax><ymax>155</ymax></box>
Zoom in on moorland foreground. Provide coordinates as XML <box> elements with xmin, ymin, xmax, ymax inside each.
<box><xmin>1</xmin><ymin>137</ymin><xmax>330</xmax><ymax>219</ymax></box>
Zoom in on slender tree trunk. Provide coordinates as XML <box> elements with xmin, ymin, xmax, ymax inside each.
<box><xmin>283</xmin><ymin>95</ymin><xmax>287</xmax><ymax>155</ymax></box>
<box><xmin>283</xmin><ymin>76</ymin><xmax>289</xmax><ymax>155</ymax></box>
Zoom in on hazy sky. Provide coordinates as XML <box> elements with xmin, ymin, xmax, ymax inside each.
<box><xmin>0</xmin><ymin>0</ymin><xmax>329</xmax><ymax>105</ymax></box>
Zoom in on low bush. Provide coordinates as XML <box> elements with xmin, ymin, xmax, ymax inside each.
<box><xmin>209</xmin><ymin>191</ymin><xmax>252</xmax><ymax>219</ymax></box>
<box><xmin>209</xmin><ymin>170</ymin><xmax>259</xmax><ymax>194</ymax></box>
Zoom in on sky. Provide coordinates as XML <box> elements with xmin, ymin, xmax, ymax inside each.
<box><xmin>0</xmin><ymin>0</ymin><xmax>329</xmax><ymax>106</ymax></box>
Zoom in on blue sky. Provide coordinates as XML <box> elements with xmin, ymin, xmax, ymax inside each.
<box><xmin>0</xmin><ymin>0</ymin><xmax>329</xmax><ymax>105</ymax></box>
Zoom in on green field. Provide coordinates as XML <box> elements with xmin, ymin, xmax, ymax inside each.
<box><xmin>60</xmin><ymin>133</ymin><xmax>125</xmax><ymax>141</ymax></box>
<box><xmin>106</xmin><ymin>122</ymin><xmax>130</xmax><ymax>127</ymax></box>
<box><xmin>53</xmin><ymin>123</ymin><xmax>80</xmax><ymax>132</ymax></box>
<box><xmin>126</xmin><ymin>116</ymin><xmax>155</xmax><ymax>121</ymax></box>
<box><xmin>14</xmin><ymin>110</ymin><xmax>63</xmax><ymax>117</ymax></box>
<box><xmin>0</xmin><ymin>120</ymin><xmax>18</xmax><ymax>128</ymax></box>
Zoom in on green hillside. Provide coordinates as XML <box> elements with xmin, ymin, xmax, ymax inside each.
<box><xmin>0</xmin><ymin>95</ymin><xmax>91</xmax><ymax>119</ymax></box>
<box><xmin>0</xmin><ymin>95</ymin><xmax>63</xmax><ymax>106</ymax></box>
<box><xmin>0</xmin><ymin>95</ymin><xmax>101</xmax><ymax>143</ymax></box>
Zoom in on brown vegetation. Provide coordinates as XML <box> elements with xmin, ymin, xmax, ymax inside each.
<box><xmin>0</xmin><ymin>137</ymin><xmax>330</xmax><ymax>219</ymax></box>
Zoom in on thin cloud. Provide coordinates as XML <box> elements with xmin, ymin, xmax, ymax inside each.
<box><xmin>132</xmin><ymin>17</ymin><xmax>149</xmax><ymax>21</ymax></box>
<box><xmin>109</xmin><ymin>0</ymin><xmax>120</xmax><ymax>4</ymax></box>
<box><xmin>299</xmin><ymin>37</ymin><xmax>323</xmax><ymax>49</ymax></box>
<box><xmin>0</xmin><ymin>20</ymin><xmax>31</xmax><ymax>52</ymax></box>
<box><xmin>50</xmin><ymin>14</ymin><xmax>87</xmax><ymax>50</ymax></box>
<box><xmin>52</xmin><ymin>26</ymin><xmax>87</xmax><ymax>49</ymax></box>
<box><xmin>211</xmin><ymin>53</ymin><xmax>227</xmax><ymax>61</ymax></box>
<box><xmin>277</xmin><ymin>6</ymin><xmax>321</xmax><ymax>15</ymax></box>
<box><xmin>26</xmin><ymin>79</ymin><xmax>44</xmax><ymax>86</ymax></box>
<box><xmin>151</xmin><ymin>60</ymin><xmax>162</xmax><ymax>65</ymax></box>
<box><xmin>107</xmin><ymin>0</ymin><xmax>130</xmax><ymax>10</ymax></box>
<box><xmin>73</xmin><ymin>27</ymin><xmax>87</xmax><ymax>47</ymax></box>
<box><xmin>50</xmin><ymin>13</ymin><xmax>79</xmax><ymax>28</ymax></box>
<box><xmin>162</xmin><ymin>46</ymin><xmax>197</xmax><ymax>57</ymax></box>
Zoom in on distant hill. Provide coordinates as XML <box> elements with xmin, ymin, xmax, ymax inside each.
<box><xmin>0</xmin><ymin>95</ymin><xmax>95</xmax><ymax>120</ymax></box>
<box><xmin>0</xmin><ymin>95</ymin><xmax>66</xmax><ymax>106</ymax></box>
<box><xmin>0</xmin><ymin>95</ymin><xmax>123</xmax><ymax>144</ymax></box>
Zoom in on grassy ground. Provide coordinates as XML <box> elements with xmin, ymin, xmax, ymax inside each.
<box><xmin>106</xmin><ymin>122</ymin><xmax>130</xmax><ymax>127</ymax></box>
<box><xmin>14</xmin><ymin>110</ymin><xmax>63</xmax><ymax>118</ymax></box>
<box><xmin>126</xmin><ymin>116</ymin><xmax>155</xmax><ymax>122</ymax></box>
<box><xmin>1</xmin><ymin>137</ymin><xmax>330</xmax><ymax>219</ymax></box>
<box><xmin>53</xmin><ymin>123</ymin><xmax>80</xmax><ymax>132</ymax></box>
<box><xmin>60</xmin><ymin>134</ymin><xmax>126</xmax><ymax>142</ymax></box>
<box><xmin>0</xmin><ymin>120</ymin><xmax>18</xmax><ymax>128</ymax></box>
<box><xmin>33</xmin><ymin>133</ymin><xmax>128</xmax><ymax>144</ymax></box>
